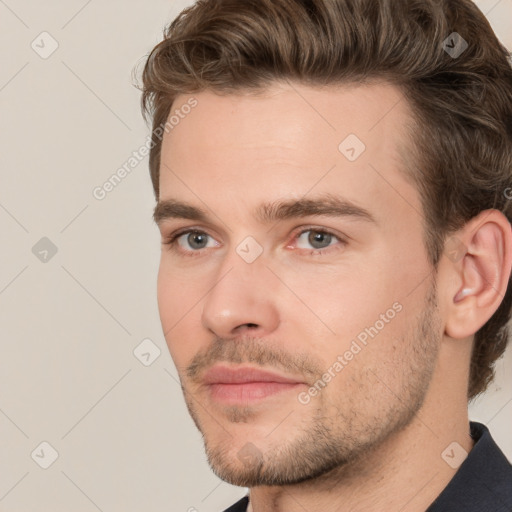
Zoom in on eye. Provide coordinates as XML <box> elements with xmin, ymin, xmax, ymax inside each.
<box><xmin>294</xmin><ymin>228</ymin><xmax>345</xmax><ymax>252</ymax></box>
<box><xmin>164</xmin><ymin>229</ymin><xmax>219</xmax><ymax>253</ymax></box>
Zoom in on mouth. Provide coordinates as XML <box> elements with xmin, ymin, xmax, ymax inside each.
<box><xmin>201</xmin><ymin>365</ymin><xmax>306</xmax><ymax>404</ymax></box>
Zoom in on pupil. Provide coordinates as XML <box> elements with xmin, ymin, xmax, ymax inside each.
<box><xmin>309</xmin><ymin>231</ymin><xmax>331</xmax><ymax>249</ymax></box>
<box><xmin>188</xmin><ymin>232</ymin><xmax>207</xmax><ymax>249</ymax></box>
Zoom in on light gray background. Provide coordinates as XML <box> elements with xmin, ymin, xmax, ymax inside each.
<box><xmin>0</xmin><ymin>1</ymin><xmax>511</xmax><ymax>511</ymax></box>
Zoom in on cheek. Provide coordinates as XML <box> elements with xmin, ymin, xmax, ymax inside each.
<box><xmin>275</xmin><ymin>262</ymin><xmax>411</xmax><ymax>378</ymax></box>
<box><xmin>277</xmin><ymin>263</ymin><xmax>382</xmax><ymax>338</ymax></box>
<box><xmin>156</xmin><ymin>263</ymin><xmax>177</xmax><ymax>327</ymax></box>
<box><xmin>157</xmin><ymin>257</ymin><xmax>206</xmax><ymax>324</ymax></box>
<box><xmin>156</xmin><ymin>263</ymin><xmax>203</xmax><ymax>365</ymax></box>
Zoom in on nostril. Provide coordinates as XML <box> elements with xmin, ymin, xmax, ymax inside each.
<box><xmin>232</xmin><ymin>322</ymin><xmax>260</xmax><ymax>335</ymax></box>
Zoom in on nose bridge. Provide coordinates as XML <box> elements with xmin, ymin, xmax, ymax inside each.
<box><xmin>201</xmin><ymin>245</ymin><xmax>279</xmax><ymax>337</ymax></box>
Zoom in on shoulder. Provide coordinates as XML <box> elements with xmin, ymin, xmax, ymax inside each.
<box><xmin>221</xmin><ymin>495</ymin><xmax>249</xmax><ymax>512</ymax></box>
<box><xmin>427</xmin><ymin>421</ymin><xmax>512</xmax><ymax>512</ymax></box>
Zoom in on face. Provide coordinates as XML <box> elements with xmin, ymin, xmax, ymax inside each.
<box><xmin>155</xmin><ymin>82</ymin><xmax>444</xmax><ymax>486</ymax></box>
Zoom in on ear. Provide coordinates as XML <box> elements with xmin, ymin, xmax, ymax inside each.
<box><xmin>443</xmin><ymin>209</ymin><xmax>512</xmax><ymax>340</ymax></box>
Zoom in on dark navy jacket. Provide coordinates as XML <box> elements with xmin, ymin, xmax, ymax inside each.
<box><xmin>222</xmin><ymin>422</ymin><xmax>512</xmax><ymax>512</ymax></box>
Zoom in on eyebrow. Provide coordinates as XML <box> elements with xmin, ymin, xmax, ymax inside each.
<box><xmin>153</xmin><ymin>193</ymin><xmax>376</xmax><ymax>226</ymax></box>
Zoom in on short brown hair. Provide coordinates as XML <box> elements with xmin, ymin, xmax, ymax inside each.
<box><xmin>140</xmin><ymin>0</ymin><xmax>512</xmax><ymax>400</ymax></box>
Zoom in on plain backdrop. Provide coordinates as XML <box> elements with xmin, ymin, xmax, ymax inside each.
<box><xmin>0</xmin><ymin>1</ymin><xmax>511</xmax><ymax>511</ymax></box>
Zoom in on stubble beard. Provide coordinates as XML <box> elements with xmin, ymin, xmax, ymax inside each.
<box><xmin>180</xmin><ymin>281</ymin><xmax>441</xmax><ymax>488</ymax></box>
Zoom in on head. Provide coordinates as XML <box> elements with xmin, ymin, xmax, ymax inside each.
<box><xmin>141</xmin><ymin>0</ymin><xmax>512</xmax><ymax>487</ymax></box>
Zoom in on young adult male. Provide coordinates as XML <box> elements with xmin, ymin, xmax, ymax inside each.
<box><xmin>140</xmin><ymin>0</ymin><xmax>512</xmax><ymax>510</ymax></box>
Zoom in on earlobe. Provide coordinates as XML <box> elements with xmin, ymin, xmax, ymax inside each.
<box><xmin>444</xmin><ymin>210</ymin><xmax>512</xmax><ymax>340</ymax></box>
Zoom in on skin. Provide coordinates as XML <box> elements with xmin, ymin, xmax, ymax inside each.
<box><xmin>154</xmin><ymin>82</ymin><xmax>512</xmax><ymax>512</ymax></box>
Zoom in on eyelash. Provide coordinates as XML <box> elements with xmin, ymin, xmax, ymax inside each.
<box><xmin>162</xmin><ymin>226</ymin><xmax>347</xmax><ymax>257</ymax></box>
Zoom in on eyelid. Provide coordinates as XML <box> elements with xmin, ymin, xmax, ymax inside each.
<box><xmin>287</xmin><ymin>225</ymin><xmax>348</xmax><ymax>247</ymax></box>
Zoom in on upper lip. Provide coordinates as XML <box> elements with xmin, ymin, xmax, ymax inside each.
<box><xmin>202</xmin><ymin>365</ymin><xmax>304</xmax><ymax>385</ymax></box>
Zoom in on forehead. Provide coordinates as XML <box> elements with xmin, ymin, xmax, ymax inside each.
<box><xmin>158</xmin><ymin>81</ymin><xmax>420</xmax><ymax>224</ymax></box>
<box><xmin>165</xmin><ymin>82</ymin><xmax>408</xmax><ymax>154</ymax></box>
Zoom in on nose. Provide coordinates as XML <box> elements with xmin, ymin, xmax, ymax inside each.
<box><xmin>201</xmin><ymin>254</ymin><xmax>280</xmax><ymax>339</ymax></box>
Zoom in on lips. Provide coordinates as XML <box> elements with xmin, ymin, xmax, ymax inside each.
<box><xmin>202</xmin><ymin>365</ymin><xmax>304</xmax><ymax>385</ymax></box>
<box><xmin>202</xmin><ymin>365</ymin><xmax>305</xmax><ymax>404</ymax></box>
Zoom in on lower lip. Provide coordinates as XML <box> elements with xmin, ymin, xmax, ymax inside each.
<box><xmin>208</xmin><ymin>382</ymin><xmax>303</xmax><ymax>404</ymax></box>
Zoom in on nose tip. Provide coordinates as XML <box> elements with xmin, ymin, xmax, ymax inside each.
<box><xmin>201</xmin><ymin>265</ymin><xmax>280</xmax><ymax>340</ymax></box>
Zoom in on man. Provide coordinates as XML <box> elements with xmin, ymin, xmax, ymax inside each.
<box><xmin>140</xmin><ymin>0</ymin><xmax>512</xmax><ymax>510</ymax></box>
